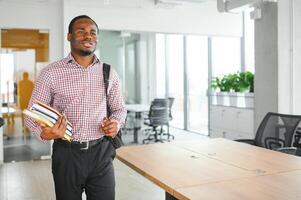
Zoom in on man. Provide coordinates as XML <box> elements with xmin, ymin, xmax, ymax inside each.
<box><xmin>18</xmin><ymin>71</ymin><xmax>34</xmax><ymax>132</ymax></box>
<box><xmin>25</xmin><ymin>15</ymin><xmax>127</xmax><ymax>200</ymax></box>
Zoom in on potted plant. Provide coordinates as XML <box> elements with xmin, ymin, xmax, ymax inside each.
<box><xmin>211</xmin><ymin>75</ymin><xmax>232</xmax><ymax>105</ymax></box>
<box><xmin>211</xmin><ymin>71</ymin><xmax>254</xmax><ymax>107</ymax></box>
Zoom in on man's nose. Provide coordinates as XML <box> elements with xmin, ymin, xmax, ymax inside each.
<box><xmin>84</xmin><ymin>32</ymin><xmax>92</xmax><ymax>39</ymax></box>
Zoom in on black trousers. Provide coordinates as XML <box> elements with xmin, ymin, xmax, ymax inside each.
<box><xmin>52</xmin><ymin>138</ymin><xmax>116</xmax><ymax>200</ymax></box>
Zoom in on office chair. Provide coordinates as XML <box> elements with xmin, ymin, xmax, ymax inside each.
<box><xmin>293</xmin><ymin>128</ymin><xmax>301</xmax><ymax>156</ymax></box>
<box><xmin>142</xmin><ymin>99</ymin><xmax>170</xmax><ymax>144</ymax></box>
<box><xmin>236</xmin><ymin>112</ymin><xmax>301</xmax><ymax>155</ymax></box>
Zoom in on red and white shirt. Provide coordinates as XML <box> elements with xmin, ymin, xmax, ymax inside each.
<box><xmin>25</xmin><ymin>53</ymin><xmax>127</xmax><ymax>141</ymax></box>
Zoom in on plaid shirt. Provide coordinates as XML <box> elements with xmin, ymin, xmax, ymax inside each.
<box><xmin>25</xmin><ymin>54</ymin><xmax>127</xmax><ymax>141</ymax></box>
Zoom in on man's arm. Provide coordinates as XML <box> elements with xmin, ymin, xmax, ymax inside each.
<box><xmin>24</xmin><ymin>66</ymin><xmax>65</xmax><ymax>141</ymax></box>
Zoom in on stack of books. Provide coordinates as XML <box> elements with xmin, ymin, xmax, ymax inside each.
<box><xmin>23</xmin><ymin>101</ymin><xmax>72</xmax><ymax>142</ymax></box>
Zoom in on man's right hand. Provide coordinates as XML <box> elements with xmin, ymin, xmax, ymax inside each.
<box><xmin>40</xmin><ymin>115</ymin><xmax>67</xmax><ymax>140</ymax></box>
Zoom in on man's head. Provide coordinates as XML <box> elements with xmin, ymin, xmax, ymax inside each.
<box><xmin>67</xmin><ymin>15</ymin><xmax>99</xmax><ymax>57</ymax></box>
<box><xmin>23</xmin><ymin>72</ymin><xmax>29</xmax><ymax>79</ymax></box>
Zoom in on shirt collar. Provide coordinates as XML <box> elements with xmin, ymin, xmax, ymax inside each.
<box><xmin>64</xmin><ymin>53</ymin><xmax>100</xmax><ymax>67</ymax></box>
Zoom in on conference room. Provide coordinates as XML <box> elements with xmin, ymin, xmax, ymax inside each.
<box><xmin>0</xmin><ymin>0</ymin><xmax>301</xmax><ymax>199</ymax></box>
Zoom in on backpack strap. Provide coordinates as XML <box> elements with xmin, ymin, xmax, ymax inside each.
<box><xmin>103</xmin><ymin>63</ymin><xmax>111</xmax><ymax>117</ymax></box>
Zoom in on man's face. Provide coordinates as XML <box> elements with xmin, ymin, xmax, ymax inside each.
<box><xmin>68</xmin><ymin>18</ymin><xmax>98</xmax><ymax>56</ymax></box>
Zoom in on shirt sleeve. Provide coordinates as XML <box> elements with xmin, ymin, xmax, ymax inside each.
<box><xmin>24</xmin><ymin>66</ymin><xmax>54</xmax><ymax>140</ymax></box>
<box><xmin>107</xmin><ymin>68</ymin><xmax>127</xmax><ymax>127</ymax></box>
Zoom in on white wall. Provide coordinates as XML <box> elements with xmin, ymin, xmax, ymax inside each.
<box><xmin>63</xmin><ymin>0</ymin><xmax>242</xmax><ymax>56</ymax></box>
<box><xmin>278</xmin><ymin>0</ymin><xmax>301</xmax><ymax>115</ymax></box>
<box><xmin>0</xmin><ymin>0</ymin><xmax>63</xmax><ymax>63</ymax></box>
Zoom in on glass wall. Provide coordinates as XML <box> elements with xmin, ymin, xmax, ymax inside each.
<box><xmin>186</xmin><ymin>36</ymin><xmax>208</xmax><ymax>133</ymax></box>
<box><xmin>99</xmin><ymin>31</ymin><xmax>140</xmax><ymax>103</ymax></box>
<box><xmin>155</xmin><ymin>34</ymin><xmax>209</xmax><ymax>134</ymax></box>
<box><xmin>166</xmin><ymin>34</ymin><xmax>184</xmax><ymax>129</ymax></box>
<box><xmin>155</xmin><ymin>34</ymin><xmax>246</xmax><ymax>135</ymax></box>
<box><xmin>155</xmin><ymin>34</ymin><xmax>166</xmax><ymax>98</ymax></box>
<box><xmin>211</xmin><ymin>37</ymin><xmax>241</xmax><ymax>78</ymax></box>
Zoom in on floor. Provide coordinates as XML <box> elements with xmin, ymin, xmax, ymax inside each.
<box><xmin>0</xmin><ymin>159</ymin><xmax>165</xmax><ymax>200</ymax></box>
<box><xmin>3</xmin><ymin>117</ymin><xmax>51</xmax><ymax>163</ymax></box>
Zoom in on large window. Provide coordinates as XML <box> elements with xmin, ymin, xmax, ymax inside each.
<box><xmin>155</xmin><ymin>32</ymin><xmax>249</xmax><ymax>135</ymax></box>
<box><xmin>167</xmin><ymin>34</ymin><xmax>184</xmax><ymax>129</ymax></box>
<box><xmin>211</xmin><ymin>37</ymin><xmax>241</xmax><ymax>78</ymax></box>
<box><xmin>155</xmin><ymin>34</ymin><xmax>166</xmax><ymax>98</ymax></box>
<box><xmin>186</xmin><ymin>36</ymin><xmax>208</xmax><ymax>134</ymax></box>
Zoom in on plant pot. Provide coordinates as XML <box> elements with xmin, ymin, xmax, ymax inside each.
<box><xmin>244</xmin><ymin>92</ymin><xmax>254</xmax><ymax>108</ymax></box>
<box><xmin>228</xmin><ymin>92</ymin><xmax>238</xmax><ymax>107</ymax></box>
<box><xmin>216</xmin><ymin>92</ymin><xmax>229</xmax><ymax>106</ymax></box>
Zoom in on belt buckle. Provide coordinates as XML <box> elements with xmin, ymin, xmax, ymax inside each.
<box><xmin>80</xmin><ymin>141</ymin><xmax>89</xmax><ymax>150</ymax></box>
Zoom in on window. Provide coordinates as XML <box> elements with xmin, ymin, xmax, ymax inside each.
<box><xmin>166</xmin><ymin>34</ymin><xmax>184</xmax><ymax>129</ymax></box>
<box><xmin>186</xmin><ymin>36</ymin><xmax>208</xmax><ymax>134</ymax></box>
<box><xmin>155</xmin><ymin>34</ymin><xmax>166</xmax><ymax>98</ymax></box>
<box><xmin>211</xmin><ymin>37</ymin><xmax>241</xmax><ymax>78</ymax></box>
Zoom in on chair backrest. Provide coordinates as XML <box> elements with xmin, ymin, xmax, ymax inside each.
<box><xmin>149</xmin><ymin>99</ymin><xmax>169</xmax><ymax>127</ymax></box>
<box><xmin>254</xmin><ymin>112</ymin><xmax>301</xmax><ymax>149</ymax></box>
<box><xmin>154</xmin><ymin>97</ymin><xmax>174</xmax><ymax>121</ymax></box>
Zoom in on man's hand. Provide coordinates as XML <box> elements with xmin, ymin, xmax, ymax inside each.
<box><xmin>101</xmin><ymin>118</ymin><xmax>119</xmax><ymax>138</ymax></box>
<box><xmin>40</xmin><ymin>115</ymin><xmax>67</xmax><ymax>140</ymax></box>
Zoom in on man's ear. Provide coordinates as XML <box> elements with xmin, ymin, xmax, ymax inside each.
<box><xmin>67</xmin><ymin>33</ymin><xmax>71</xmax><ymax>41</ymax></box>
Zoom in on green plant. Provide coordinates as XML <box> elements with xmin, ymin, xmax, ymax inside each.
<box><xmin>211</xmin><ymin>71</ymin><xmax>254</xmax><ymax>93</ymax></box>
<box><xmin>211</xmin><ymin>76</ymin><xmax>232</xmax><ymax>92</ymax></box>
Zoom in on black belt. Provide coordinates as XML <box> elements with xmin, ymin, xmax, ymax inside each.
<box><xmin>54</xmin><ymin>137</ymin><xmax>104</xmax><ymax>150</ymax></box>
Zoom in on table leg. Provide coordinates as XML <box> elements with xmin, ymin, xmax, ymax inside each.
<box><xmin>133</xmin><ymin>112</ymin><xmax>142</xmax><ymax>143</ymax></box>
<box><xmin>133</xmin><ymin>127</ymin><xmax>139</xmax><ymax>143</ymax></box>
<box><xmin>166</xmin><ymin>192</ymin><xmax>178</xmax><ymax>200</ymax></box>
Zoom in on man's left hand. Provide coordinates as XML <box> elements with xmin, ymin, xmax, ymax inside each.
<box><xmin>101</xmin><ymin>118</ymin><xmax>119</xmax><ymax>138</ymax></box>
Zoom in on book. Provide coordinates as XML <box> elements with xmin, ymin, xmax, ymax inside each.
<box><xmin>23</xmin><ymin>101</ymin><xmax>72</xmax><ymax>142</ymax></box>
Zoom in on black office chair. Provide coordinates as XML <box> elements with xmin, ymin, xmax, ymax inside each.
<box><xmin>293</xmin><ymin>128</ymin><xmax>301</xmax><ymax>156</ymax></box>
<box><xmin>143</xmin><ymin>99</ymin><xmax>170</xmax><ymax>144</ymax></box>
<box><xmin>236</xmin><ymin>112</ymin><xmax>301</xmax><ymax>155</ymax></box>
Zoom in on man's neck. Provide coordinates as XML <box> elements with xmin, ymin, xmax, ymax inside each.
<box><xmin>71</xmin><ymin>52</ymin><xmax>94</xmax><ymax>68</ymax></box>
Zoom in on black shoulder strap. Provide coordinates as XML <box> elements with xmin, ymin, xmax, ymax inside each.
<box><xmin>103</xmin><ymin>63</ymin><xmax>110</xmax><ymax>92</ymax></box>
<box><xmin>103</xmin><ymin>63</ymin><xmax>111</xmax><ymax>117</ymax></box>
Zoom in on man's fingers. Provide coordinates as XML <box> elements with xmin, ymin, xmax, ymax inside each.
<box><xmin>58</xmin><ymin>115</ymin><xmax>67</xmax><ymax>130</ymax></box>
<box><xmin>53</xmin><ymin>116</ymin><xmax>62</xmax><ymax>129</ymax></box>
<box><xmin>102</xmin><ymin>122</ymin><xmax>116</xmax><ymax>131</ymax></box>
<box><xmin>40</xmin><ymin>123</ymin><xmax>47</xmax><ymax>129</ymax></box>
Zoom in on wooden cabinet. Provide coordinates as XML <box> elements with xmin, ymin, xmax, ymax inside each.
<box><xmin>209</xmin><ymin>106</ymin><xmax>254</xmax><ymax>140</ymax></box>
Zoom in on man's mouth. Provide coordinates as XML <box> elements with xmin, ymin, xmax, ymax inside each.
<box><xmin>82</xmin><ymin>42</ymin><xmax>94</xmax><ymax>48</ymax></box>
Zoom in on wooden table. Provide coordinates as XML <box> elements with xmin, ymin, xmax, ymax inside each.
<box><xmin>125</xmin><ymin>104</ymin><xmax>149</xmax><ymax>143</ymax></box>
<box><xmin>116</xmin><ymin>138</ymin><xmax>301</xmax><ymax>200</ymax></box>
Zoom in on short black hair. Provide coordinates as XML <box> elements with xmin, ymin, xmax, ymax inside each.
<box><xmin>68</xmin><ymin>15</ymin><xmax>99</xmax><ymax>34</ymax></box>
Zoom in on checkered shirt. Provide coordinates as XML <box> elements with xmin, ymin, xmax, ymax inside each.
<box><xmin>25</xmin><ymin>53</ymin><xmax>127</xmax><ymax>142</ymax></box>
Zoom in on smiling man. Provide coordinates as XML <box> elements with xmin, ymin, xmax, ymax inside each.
<box><xmin>25</xmin><ymin>15</ymin><xmax>127</xmax><ymax>200</ymax></box>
